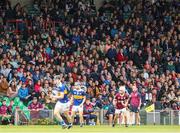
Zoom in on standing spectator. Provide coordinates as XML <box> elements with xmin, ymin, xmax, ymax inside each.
<box><xmin>0</xmin><ymin>100</ymin><xmax>10</xmax><ymax>124</ymax></box>
<box><xmin>0</xmin><ymin>100</ymin><xmax>8</xmax><ymax>116</ymax></box>
<box><xmin>105</xmin><ymin>96</ymin><xmax>115</xmax><ymax>126</ymax></box>
<box><xmin>129</xmin><ymin>85</ymin><xmax>141</xmax><ymax>125</ymax></box>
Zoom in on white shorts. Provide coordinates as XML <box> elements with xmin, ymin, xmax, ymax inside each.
<box><xmin>54</xmin><ymin>101</ymin><xmax>70</xmax><ymax>114</ymax></box>
<box><xmin>115</xmin><ymin>108</ymin><xmax>127</xmax><ymax>114</ymax></box>
<box><xmin>72</xmin><ymin>105</ymin><xmax>83</xmax><ymax>112</ymax></box>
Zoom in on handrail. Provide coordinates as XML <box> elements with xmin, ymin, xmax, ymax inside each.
<box><xmin>5</xmin><ymin>19</ymin><xmax>65</xmax><ymax>34</ymax></box>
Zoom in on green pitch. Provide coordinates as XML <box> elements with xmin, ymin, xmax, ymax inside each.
<box><xmin>0</xmin><ymin>125</ymin><xmax>179</xmax><ymax>133</ymax></box>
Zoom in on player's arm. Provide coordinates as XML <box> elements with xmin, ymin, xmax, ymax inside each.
<box><xmin>122</xmin><ymin>95</ymin><xmax>129</xmax><ymax>107</ymax></box>
<box><xmin>69</xmin><ymin>94</ymin><xmax>74</xmax><ymax>105</ymax></box>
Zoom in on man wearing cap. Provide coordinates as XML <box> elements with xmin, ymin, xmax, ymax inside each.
<box><xmin>113</xmin><ymin>85</ymin><xmax>129</xmax><ymax>127</ymax></box>
<box><xmin>70</xmin><ymin>82</ymin><xmax>86</xmax><ymax>127</ymax></box>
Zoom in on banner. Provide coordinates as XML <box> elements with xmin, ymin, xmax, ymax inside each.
<box><xmin>145</xmin><ymin>104</ymin><xmax>155</xmax><ymax>112</ymax></box>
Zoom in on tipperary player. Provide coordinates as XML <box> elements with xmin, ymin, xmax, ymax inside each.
<box><xmin>113</xmin><ymin>85</ymin><xmax>129</xmax><ymax>127</ymax></box>
<box><xmin>71</xmin><ymin>82</ymin><xmax>86</xmax><ymax>127</ymax></box>
<box><xmin>51</xmin><ymin>77</ymin><xmax>72</xmax><ymax>129</ymax></box>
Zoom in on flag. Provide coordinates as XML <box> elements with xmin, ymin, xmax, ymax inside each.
<box><xmin>145</xmin><ymin>104</ymin><xmax>155</xmax><ymax>112</ymax></box>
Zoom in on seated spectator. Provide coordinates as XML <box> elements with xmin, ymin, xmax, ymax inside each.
<box><xmin>34</xmin><ymin>80</ymin><xmax>42</xmax><ymax>97</ymax></box>
<box><xmin>83</xmin><ymin>97</ymin><xmax>98</xmax><ymax>125</ymax></box>
<box><xmin>18</xmin><ymin>82</ymin><xmax>31</xmax><ymax>105</ymax></box>
<box><xmin>0</xmin><ymin>75</ymin><xmax>9</xmax><ymax>95</ymax></box>
<box><xmin>39</xmin><ymin>91</ymin><xmax>46</xmax><ymax>104</ymax></box>
<box><xmin>7</xmin><ymin>81</ymin><xmax>18</xmax><ymax>98</ymax></box>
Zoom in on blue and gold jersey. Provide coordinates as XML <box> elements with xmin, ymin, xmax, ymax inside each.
<box><xmin>57</xmin><ymin>84</ymin><xmax>69</xmax><ymax>103</ymax></box>
<box><xmin>72</xmin><ymin>89</ymin><xmax>86</xmax><ymax>106</ymax></box>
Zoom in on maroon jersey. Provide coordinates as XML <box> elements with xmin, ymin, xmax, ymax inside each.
<box><xmin>0</xmin><ymin>105</ymin><xmax>8</xmax><ymax>115</ymax></box>
<box><xmin>28</xmin><ymin>102</ymin><xmax>43</xmax><ymax>110</ymax></box>
<box><xmin>115</xmin><ymin>93</ymin><xmax>129</xmax><ymax>109</ymax></box>
<box><xmin>130</xmin><ymin>91</ymin><xmax>141</xmax><ymax>107</ymax></box>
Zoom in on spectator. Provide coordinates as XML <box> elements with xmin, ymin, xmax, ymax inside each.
<box><xmin>0</xmin><ymin>75</ymin><xmax>9</xmax><ymax>95</ymax></box>
<box><xmin>83</xmin><ymin>97</ymin><xmax>97</xmax><ymax>125</ymax></box>
<box><xmin>7</xmin><ymin>81</ymin><xmax>18</xmax><ymax>98</ymax></box>
<box><xmin>18</xmin><ymin>82</ymin><xmax>31</xmax><ymax>105</ymax></box>
<box><xmin>28</xmin><ymin>97</ymin><xmax>43</xmax><ymax>111</ymax></box>
<box><xmin>0</xmin><ymin>100</ymin><xmax>8</xmax><ymax>116</ymax></box>
<box><xmin>28</xmin><ymin>97</ymin><xmax>43</xmax><ymax>119</ymax></box>
<box><xmin>129</xmin><ymin>85</ymin><xmax>141</xmax><ymax>125</ymax></box>
<box><xmin>105</xmin><ymin>96</ymin><xmax>115</xmax><ymax>125</ymax></box>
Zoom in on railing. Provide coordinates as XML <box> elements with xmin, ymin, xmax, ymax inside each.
<box><xmin>14</xmin><ymin>109</ymin><xmax>54</xmax><ymax>125</ymax></box>
<box><xmin>14</xmin><ymin>109</ymin><xmax>180</xmax><ymax>125</ymax></box>
<box><xmin>143</xmin><ymin>110</ymin><xmax>180</xmax><ymax>125</ymax></box>
<box><xmin>6</xmin><ymin>19</ymin><xmax>32</xmax><ymax>34</ymax></box>
<box><xmin>5</xmin><ymin>19</ymin><xmax>66</xmax><ymax>34</ymax></box>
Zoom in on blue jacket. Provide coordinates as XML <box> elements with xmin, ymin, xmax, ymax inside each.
<box><xmin>18</xmin><ymin>87</ymin><xmax>29</xmax><ymax>99</ymax></box>
<box><xmin>72</xmin><ymin>35</ymin><xmax>80</xmax><ymax>44</ymax></box>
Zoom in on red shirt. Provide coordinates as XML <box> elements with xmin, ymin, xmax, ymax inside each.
<box><xmin>115</xmin><ymin>93</ymin><xmax>129</xmax><ymax>109</ymax></box>
<box><xmin>34</xmin><ymin>84</ymin><xmax>41</xmax><ymax>93</ymax></box>
<box><xmin>130</xmin><ymin>91</ymin><xmax>141</xmax><ymax>107</ymax></box>
<box><xmin>116</xmin><ymin>52</ymin><xmax>126</xmax><ymax>62</ymax></box>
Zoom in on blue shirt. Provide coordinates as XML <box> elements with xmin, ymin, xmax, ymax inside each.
<box><xmin>57</xmin><ymin>84</ymin><xmax>69</xmax><ymax>103</ymax></box>
<box><xmin>72</xmin><ymin>89</ymin><xmax>86</xmax><ymax>106</ymax></box>
<box><xmin>18</xmin><ymin>87</ymin><xmax>29</xmax><ymax>99</ymax></box>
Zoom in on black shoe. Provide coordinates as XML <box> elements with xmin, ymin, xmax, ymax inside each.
<box><xmin>125</xmin><ymin>124</ymin><xmax>128</xmax><ymax>127</ymax></box>
<box><xmin>67</xmin><ymin>123</ymin><xmax>72</xmax><ymax>129</ymax></box>
<box><xmin>112</xmin><ymin>123</ymin><xmax>115</xmax><ymax>127</ymax></box>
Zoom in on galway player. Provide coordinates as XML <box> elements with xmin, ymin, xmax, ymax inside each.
<box><xmin>70</xmin><ymin>82</ymin><xmax>86</xmax><ymax>127</ymax></box>
<box><xmin>113</xmin><ymin>85</ymin><xmax>129</xmax><ymax>127</ymax></box>
<box><xmin>52</xmin><ymin>78</ymin><xmax>71</xmax><ymax>129</ymax></box>
<box><xmin>129</xmin><ymin>85</ymin><xmax>141</xmax><ymax>125</ymax></box>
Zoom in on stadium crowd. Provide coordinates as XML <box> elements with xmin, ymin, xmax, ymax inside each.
<box><xmin>0</xmin><ymin>0</ymin><xmax>180</xmax><ymax>125</ymax></box>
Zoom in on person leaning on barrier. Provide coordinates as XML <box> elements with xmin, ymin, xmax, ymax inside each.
<box><xmin>28</xmin><ymin>97</ymin><xmax>43</xmax><ymax>111</ymax></box>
